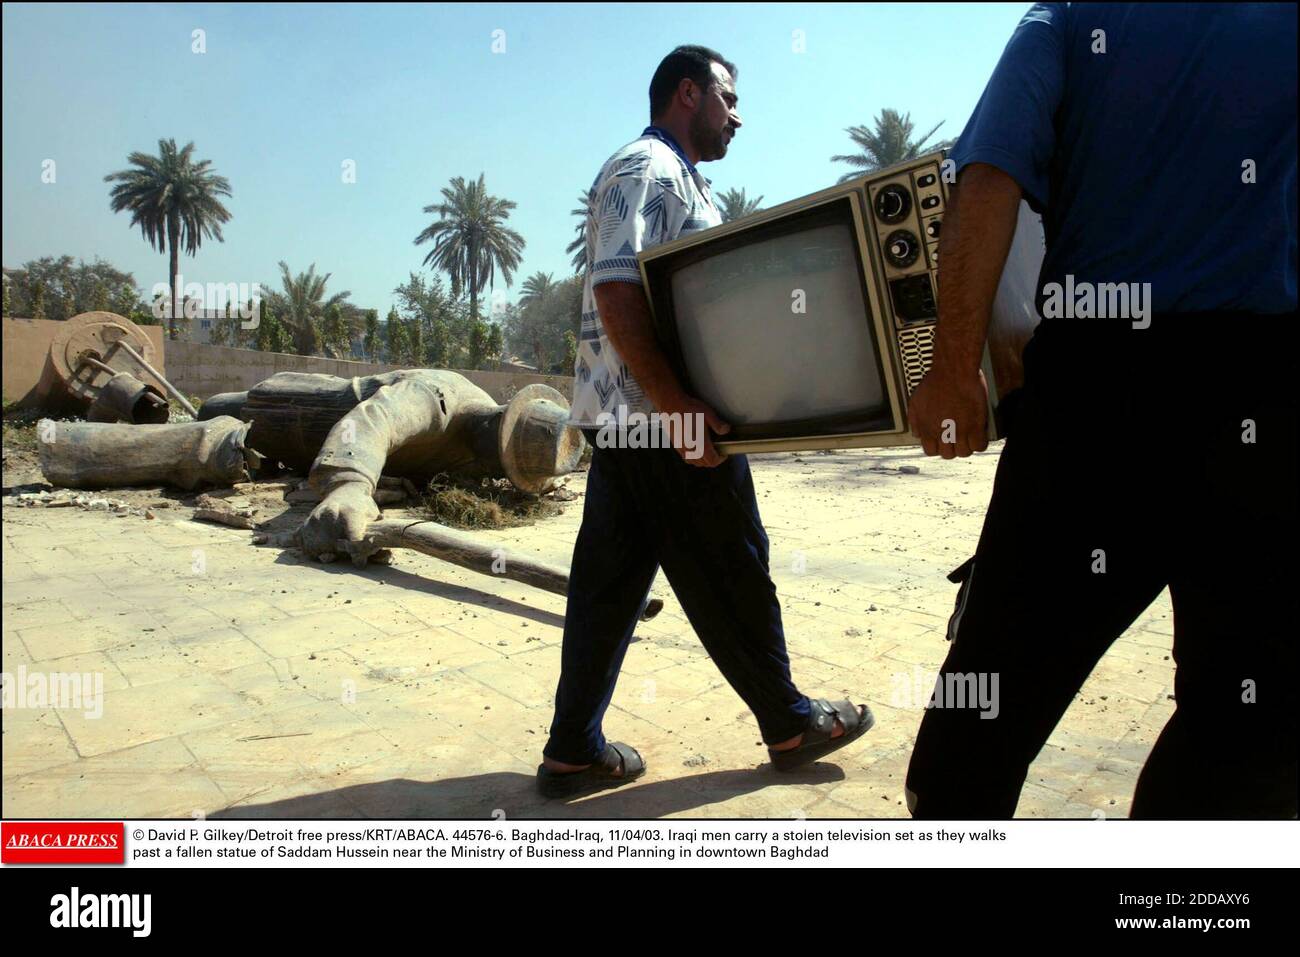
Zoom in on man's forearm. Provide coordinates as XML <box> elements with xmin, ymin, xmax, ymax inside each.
<box><xmin>593</xmin><ymin>280</ymin><xmax>688</xmax><ymax>410</ymax></box>
<box><xmin>932</xmin><ymin>162</ymin><xmax>1024</xmax><ymax>374</ymax></box>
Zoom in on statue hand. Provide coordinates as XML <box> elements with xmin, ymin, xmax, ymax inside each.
<box><xmin>301</xmin><ymin>482</ymin><xmax>380</xmax><ymax>565</ymax></box>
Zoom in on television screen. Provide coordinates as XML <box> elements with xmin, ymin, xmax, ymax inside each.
<box><xmin>664</xmin><ymin>216</ymin><xmax>891</xmax><ymax>436</ymax></box>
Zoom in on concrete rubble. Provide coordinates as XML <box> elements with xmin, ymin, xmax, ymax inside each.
<box><xmin>7</xmin><ymin>488</ymin><xmax>159</xmax><ymax>520</ymax></box>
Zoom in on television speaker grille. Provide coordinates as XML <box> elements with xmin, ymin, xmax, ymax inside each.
<box><xmin>897</xmin><ymin>326</ymin><xmax>936</xmax><ymax>395</ymax></box>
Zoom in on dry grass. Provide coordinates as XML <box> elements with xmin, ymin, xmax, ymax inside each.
<box><xmin>419</xmin><ymin>473</ymin><xmax>568</xmax><ymax>530</ymax></box>
<box><xmin>2</xmin><ymin>406</ymin><xmax>41</xmax><ymax>453</ymax></box>
<box><xmin>3</xmin><ymin>403</ymin><xmax>55</xmax><ymax>474</ymax></box>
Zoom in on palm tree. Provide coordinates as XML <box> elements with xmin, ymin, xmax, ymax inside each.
<box><xmin>264</xmin><ymin>261</ymin><xmax>352</xmax><ymax>356</ymax></box>
<box><xmin>831</xmin><ymin>109</ymin><xmax>952</xmax><ymax>183</ymax></box>
<box><xmin>717</xmin><ymin>187</ymin><xmax>764</xmax><ymax>224</ymax></box>
<box><xmin>518</xmin><ymin>272</ymin><xmax>558</xmax><ymax>371</ymax></box>
<box><xmin>414</xmin><ymin>174</ymin><xmax>525</xmax><ymax>322</ymax></box>
<box><xmin>104</xmin><ymin>139</ymin><xmax>232</xmax><ymax>339</ymax></box>
<box><xmin>566</xmin><ymin>189</ymin><xmax>592</xmax><ymax>275</ymax></box>
<box><xmin>519</xmin><ymin>271</ymin><xmax>556</xmax><ymax>310</ymax></box>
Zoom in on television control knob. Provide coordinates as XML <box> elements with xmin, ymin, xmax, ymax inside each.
<box><xmin>884</xmin><ymin>229</ymin><xmax>920</xmax><ymax>268</ymax></box>
<box><xmin>926</xmin><ymin>220</ymin><xmax>941</xmax><ymax>239</ymax></box>
<box><xmin>874</xmin><ymin>184</ymin><xmax>912</xmax><ymax>224</ymax></box>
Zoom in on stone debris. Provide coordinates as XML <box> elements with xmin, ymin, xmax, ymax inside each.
<box><xmin>899</xmin><ymin>465</ymin><xmax>921</xmax><ymax>475</ymax></box>
<box><xmin>193</xmin><ymin>493</ymin><xmax>261</xmax><ymax>530</ymax></box>
<box><xmin>6</xmin><ymin>488</ymin><xmax>149</xmax><ymax>517</ymax></box>
<box><xmin>233</xmin><ymin>480</ymin><xmax>296</xmax><ymax>497</ymax></box>
<box><xmin>548</xmin><ymin>482</ymin><xmax>579</xmax><ymax>502</ymax></box>
<box><xmin>6</xmin><ymin>485</ymin><xmax>280</xmax><ymax>530</ymax></box>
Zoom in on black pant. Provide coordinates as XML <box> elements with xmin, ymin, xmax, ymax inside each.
<box><xmin>906</xmin><ymin>312</ymin><xmax>1298</xmax><ymax>818</ymax></box>
<box><xmin>544</xmin><ymin>437</ymin><xmax>810</xmax><ymax>765</ymax></box>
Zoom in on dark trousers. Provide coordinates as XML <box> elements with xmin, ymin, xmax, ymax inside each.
<box><xmin>907</xmin><ymin>313</ymin><xmax>1298</xmax><ymax>818</ymax></box>
<box><xmin>544</xmin><ymin>437</ymin><xmax>810</xmax><ymax>764</ymax></box>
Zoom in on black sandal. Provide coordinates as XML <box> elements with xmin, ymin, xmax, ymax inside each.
<box><xmin>537</xmin><ymin>741</ymin><xmax>646</xmax><ymax>799</ymax></box>
<box><xmin>769</xmin><ymin>699</ymin><xmax>874</xmax><ymax>772</ymax></box>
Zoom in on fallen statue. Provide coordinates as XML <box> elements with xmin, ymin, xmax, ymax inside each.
<box><xmin>205</xmin><ymin>370</ymin><xmax>585</xmax><ymax>563</ymax></box>
<box><xmin>37</xmin><ymin>416</ymin><xmax>262</xmax><ymax>490</ymax></box>
<box><xmin>33</xmin><ymin>368</ymin><xmax>654</xmax><ymax>615</ymax></box>
<box><xmin>38</xmin><ymin>369</ymin><xmax>585</xmax><ymax>553</ymax></box>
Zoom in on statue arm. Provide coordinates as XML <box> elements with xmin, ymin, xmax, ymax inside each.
<box><xmin>308</xmin><ymin>375</ymin><xmax>449</xmax><ymax>494</ymax></box>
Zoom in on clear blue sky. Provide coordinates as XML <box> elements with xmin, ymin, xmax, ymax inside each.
<box><xmin>1</xmin><ymin>2</ymin><xmax>1028</xmax><ymax>315</ymax></box>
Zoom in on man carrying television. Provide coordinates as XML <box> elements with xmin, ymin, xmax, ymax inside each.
<box><xmin>905</xmin><ymin>3</ymin><xmax>1297</xmax><ymax>817</ymax></box>
<box><xmin>538</xmin><ymin>46</ymin><xmax>873</xmax><ymax>797</ymax></box>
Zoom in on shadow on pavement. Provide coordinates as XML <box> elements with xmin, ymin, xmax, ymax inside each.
<box><xmin>269</xmin><ymin>549</ymin><xmax>567</xmax><ymax>629</ymax></box>
<box><xmin>212</xmin><ymin>763</ymin><xmax>848</xmax><ymax>819</ymax></box>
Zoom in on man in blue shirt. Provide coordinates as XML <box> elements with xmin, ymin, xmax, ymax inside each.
<box><xmin>906</xmin><ymin>3</ymin><xmax>1297</xmax><ymax>817</ymax></box>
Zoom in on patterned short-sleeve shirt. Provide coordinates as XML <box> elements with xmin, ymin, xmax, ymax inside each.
<box><xmin>569</xmin><ymin>127</ymin><xmax>722</xmax><ymax>426</ymax></box>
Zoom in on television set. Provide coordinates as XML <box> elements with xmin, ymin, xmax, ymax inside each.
<box><xmin>638</xmin><ymin>151</ymin><xmax>1046</xmax><ymax>453</ymax></box>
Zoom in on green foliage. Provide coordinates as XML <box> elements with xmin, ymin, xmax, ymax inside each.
<box><xmin>717</xmin><ymin>187</ymin><xmax>764</xmax><ymax>223</ymax></box>
<box><xmin>260</xmin><ymin>261</ymin><xmax>353</xmax><ymax>357</ymax></box>
<box><xmin>487</xmin><ymin>323</ymin><xmax>504</xmax><ymax>363</ymax></box>
<box><xmin>413</xmin><ymin>173</ymin><xmax>526</xmax><ymax>322</ymax></box>
<box><xmin>206</xmin><ymin>312</ymin><xmax>247</xmax><ymax>348</ymax></box>
<box><xmin>362</xmin><ymin>309</ymin><xmax>380</xmax><ymax>361</ymax></box>
<box><xmin>501</xmin><ymin>271</ymin><xmax>582</xmax><ymax>373</ymax></box>
<box><xmin>384</xmin><ymin>306</ymin><xmax>412</xmax><ymax>365</ymax></box>
<box><xmin>466</xmin><ymin>319</ymin><xmax>491</xmax><ymax>370</ymax></box>
<box><xmin>393</xmin><ymin>272</ymin><xmax>454</xmax><ymax>365</ymax></box>
<box><xmin>255</xmin><ymin>302</ymin><xmax>290</xmax><ymax>353</ymax></box>
<box><xmin>832</xmin><ymin>109</ymin><xmax>953</xmax><ymax>183</ymax></box>
<box><xmin>562</xmin><ymin>328</ymin><xmax>578</xmax><ymax>371</ymax></box>
<box><xmin>390</xmin><ymin>272</ymin><xmax>503</xmax><ymax>370</ymax></box>
<box><xmin>566</xmin><ymin>188</ymin><xmax>592</xmax><ymax>275</ymax></box>
<box><xmin>407</xmin><ymin>311</ymin><xmax>424</xmax><ymax>365</ymax></box>
<box><xmin>112</xmin><ymin>282</ymin><xmax>139</xmax><ymax>316</ymax></box>
<box><xmin>319</xmin><ymin>303</ymin><xmax>352</xmax><ymax>358</ymax></box>
<box><xmin>2</xmin><ymin>255</ymin><xmax>147</xmax><ymax>321</ymax></box>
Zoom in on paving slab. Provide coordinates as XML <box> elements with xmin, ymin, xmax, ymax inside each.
<box><xmin>2</xmin><ymin>443</ymin><xmax>1181</xmax><ymax>818</ymax></box>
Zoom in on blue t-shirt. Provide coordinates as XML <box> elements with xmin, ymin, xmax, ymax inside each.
<box><xmin>950</xmin><ymin>2</ymin><xmax>1297</xmax><ymax>315</ymax></box>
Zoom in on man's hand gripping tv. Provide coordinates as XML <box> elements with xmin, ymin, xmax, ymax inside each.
<box><xmin>908</xmin><ymin>360</ymin><xmax>990</xmax><ymax>459</ymax></box>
